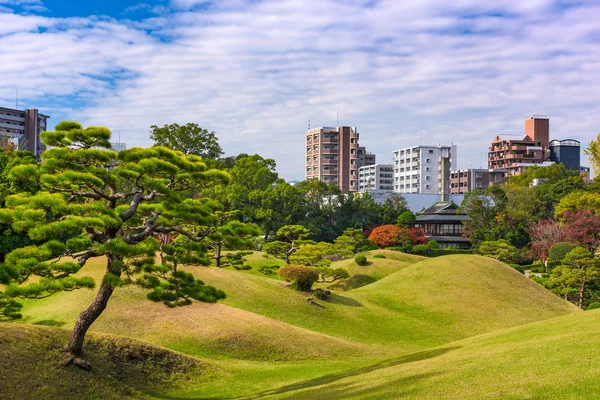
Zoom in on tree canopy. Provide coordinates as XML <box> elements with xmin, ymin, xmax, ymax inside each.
<box><xmin>150</xmin><ymin>122</ymin><xmax>224</xmax><ymax>160</ymax></box>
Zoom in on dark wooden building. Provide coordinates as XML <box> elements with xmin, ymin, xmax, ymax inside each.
<box><xmin>415</xmin><ymin>201</ymin><xmax>471</xmax><ymax>249</ymax></box>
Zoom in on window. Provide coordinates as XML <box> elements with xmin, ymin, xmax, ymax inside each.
<box><xmin>429</xmin><ymin>150</ymin><xmax>434</xmax><ymax>154</ymax></box>
<box><xmin>425</xmin><ymin>167</ymin><xmax>431</xmax><ymax>172</ymax></box>
<box><xmin>425</xmin><ymin>158</ymin><xmax>431</xmax><ymax>163</ymax></box>
<box><xmin>425</xmin><ymin>184</ymin><xmax>430</xmax><ymax>189</ymax></box>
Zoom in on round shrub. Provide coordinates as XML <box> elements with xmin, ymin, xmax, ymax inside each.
<box><xmin>373</xmin><ymin>254</ymin><xmax>386</xmax><ymax>259</ymax></box>
<box><xmin>278</xmin><ymin>265</ymin><xmax>319</xmax><ymax>291</ymax></box>
<box><xmin>355</xmin><ymin>255</ymin><xmax>368</xmax><ymax>266</ymax></box>
<box><xmin>587</xmin><ymin>302</ymin><xmax>600</xmax><ymax>310</ymax></box>
<box><xmin>314</xmin><ymin>288</ymin><xmax>331</xmax><ymax>300</ymax></box>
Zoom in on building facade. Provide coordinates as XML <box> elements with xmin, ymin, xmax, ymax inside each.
<box><xmin>392</xmin><ymin>144</ymin><xmax>457</xmax><ymax>195</ymax></box>
<box><xmin>111</xmin><ymin>142</ymin><xmax>127</xmax><ymax>152</ymax></box>
<box><xmin>357</xmin><ymin>146</ymin><xmax>376</xmax><ymax>168</ymax></box>
<box><xmin>358</xmin><ymin>164</ymin><xmax>394</xmax><ymax>192</ymax></box>
<box><xmin>0</xmin><ymin>107</ymin><xmax>49</xmax><ymax>158</ymax></box>
<box><xmin>305</xmin><ymin>126</ymin><xmax>363</xmax><ymax>193</ymax></box>
<box><xmin>450</xmin><ymin>168</ymin><xmax>508</xmax><ymax>194</ymax></box>
<box><xmin>549</xmin><ymin>139</ymin><xmax>580</xmax><ymax>171</ymax></box>
<box><xmin>415</xmin><ymin>201</ymin><xmax>471</xmax><ymax>249</ymax></box>
<box><xmin>488</xmin><ymin>115</ymin><xmax>550</xmax><ymax>176</ymax></box>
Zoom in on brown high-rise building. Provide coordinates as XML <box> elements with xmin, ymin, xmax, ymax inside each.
<box><xmin>488</xmin><ymin>115</ymin><xmax>551</xmax><ymax>176</ymax></box>
<box><xmin>305</xmin><ymin>126</ymin><xmax>373</xmax><ymax>193</ymax></box>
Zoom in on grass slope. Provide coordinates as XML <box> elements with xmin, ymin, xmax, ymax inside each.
<box><xmin>275</xmin><ymin>310</ymin><xmax>600</xmax><ymax>399</ymax></box>
<box><xmin>0</xmin><ymin>323</ymin><xmax>215</xmax><ymax>400</ymax></box>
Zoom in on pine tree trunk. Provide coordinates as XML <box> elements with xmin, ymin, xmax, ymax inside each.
<box><xmin>216</xmin><ymin>243</ymin><xmax>222</xmax><ymax>268</ymax></box>
<box><xmin>65</xmin><ymin>255</ymin><xmax>121</xmax><ymax>358</ymax></box>
<box><xmin>578</xmin><ymin>281</ymin><xmax>586</xmax><ymax>309</ymax></box>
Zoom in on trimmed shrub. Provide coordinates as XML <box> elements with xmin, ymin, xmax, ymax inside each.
<box><xmin>549</xmin><ymin>242</ymin><xmax>580</xmax><ymax>263</ymax></box>
<box><xmin>354</xmin><ymin>255</ymin><xmax>368</xmax><ymax>266</ymax></box>
<box><xmin>314</xmin><ymin>288</ymin><xmax>331</xmax><ymax>300</ymax></box>
<box><xmin>233</xmin><ymin>264</ymin><xmax>251</xmax><ymax>270</ymax></box>
<box><xmin>257</xmin><ymin>264</ymin><xmax>280</xmax><ymax>276</ymax></box>
<box><xmin>373</xmin><ymin>254</ymin><xmax>386</xmax><ymax>259</ymax></box>
<box><xmin>587</xmin><ymin>302</ymin><xmax>600</xmax><ymax>310</ymax></box>
<box><xmin>278</xmin><ymin>265</ymin><xmax>319</xmax><ymax>291</ymax></box>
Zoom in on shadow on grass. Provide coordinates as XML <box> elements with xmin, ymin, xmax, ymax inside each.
<box><xmin>248</xmin><ymin>346</ymin><xmax>461</xmax><ymax>399</ymax></box>
<box><xmin>33</xmin><ymin>320</ymin><xmax>66</xmax><ymax>327</ymax></box>
<box><xmin>327</xmin><ymin>294</ymin><xmax>362</xmax><ymax>307</ymax></box>
<box><xmin>329</xmin><ymin>275</ymin><xmax>377</xmax><ymax>291</ymax></box>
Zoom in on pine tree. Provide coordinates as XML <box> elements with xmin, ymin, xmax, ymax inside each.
<box><xmin>0</xmin><ymin>121</ymin><xmax>230</xmax><ymax>367</ymax></box>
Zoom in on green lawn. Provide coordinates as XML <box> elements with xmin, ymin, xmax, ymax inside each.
<box><xmin>3</xmin><ymin>252</ymin><xmax>592</xmax><ymax>399</ymax></box>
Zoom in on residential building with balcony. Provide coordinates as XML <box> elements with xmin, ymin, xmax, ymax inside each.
<box><xmin>0</xmin><ymin>107</ymin><xmax>49</xmax><ymax>158</ymax></box>
<box><xmin>392</xmin><ymin>144</ymin><xmax>457</xmax><ymax>196</ymax></box>
<box><xmin>488</xmin><ymin>115</ymin><xmax>550</xmax><ymax>176</ymax></box>
<box><xmin>450</xmin><ymin>168</ymin><xmax>508</xmax><ymax>194</ymax></box>
<box><xmin>357</xmin><ymin>146</ymin><xmax>376</xmax><ymax>168</ymax></box>
<box><xmin>358</xmin><ymin>164</ymin><xmax>394</xmax><ymax>192</ymax></box>
<box><xmin>305</xmin><ymin>126</ymin><xmax>364</xmax><ymax>193</ymax></box>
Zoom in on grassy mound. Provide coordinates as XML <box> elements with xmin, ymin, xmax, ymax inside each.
<box><xmin>0</xmin><ymin>323</ymin><xmax>214</xmax><ymax>400</ymax></box>
<box><xmin>274</xmin><ymin>310</ymin><xmax>600</xmax><ymax>399</ymax></box>
<box><xmin>19</xmin><ymin>257</ymin><xmax>365</xmax><ymax>362</ymax></box>
<box><xmin>327</xmin><ymin>250</ymin><xmax>425</xmax><ymax>290</ymax></box>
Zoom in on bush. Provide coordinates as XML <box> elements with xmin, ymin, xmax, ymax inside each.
<box><xmin>257</xmin><ymin>264</ymin><xmax>280</xmax><ymax>276</ymax></box>
<box><xmin>278</xmin><ymin>266</ymin><xmax>319</xmax><ymax>291</ymax></box>
<box><xmin>373</xmin><ymin>254</ymin><xmax>386</xmax><ymax>259</ymax></box>
<box><xmin>314</xmin><ymin>288</ymin><xmax>331</xmax><ymax>300</ymax></box>
<box><xmin>587</xmin><ymin>302</ymin><xmax>600</xmax><ymax>310</ymax></box>
<box><xmin>354</xmin><ymin>255</ymin><xmax>368</xmax><ymax>266</ymax></box>
<box><xmin>233</xmin><ymin>264</ymin><xmax>251</xmax><ymax>270</ymax></box>
<box><xmin>549</xmin><ymin>242</ymin><xmax>580</xmax><ymax>263</ymax></box>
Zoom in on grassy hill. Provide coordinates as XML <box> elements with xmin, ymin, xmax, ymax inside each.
<box><xmin>271</xmin><ymin>309</ymin><xmax>600</xmax><ymax>399</ymax></box>
<box><xmin>4</xmin><ymin>251</ymin><xmax>588</xmax><ymax>399</ymax></box>
<box><xmin>0</xmin><ymin>323</ymin><xmax>216</xmax><ymax>400</ymax></box>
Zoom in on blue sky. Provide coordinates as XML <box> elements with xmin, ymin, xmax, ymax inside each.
<box><xmin>1</xmin><ymin>0</ymin><xmax>599</xmax><ymax>180</ymax></box>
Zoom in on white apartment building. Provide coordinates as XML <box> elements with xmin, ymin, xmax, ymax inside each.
<box><xmin>358</xmin><ymin>164</ymin><xmax>394</xmax><ymax>192</ymax></box>
<box><xmin>392</xmin><ymin>145</ymin><xmax>457</xmax><ymax>194</ymax></box>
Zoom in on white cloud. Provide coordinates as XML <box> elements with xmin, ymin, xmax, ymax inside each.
<box><xmin>0</xmin><ymin>0</ymin><xmax>599</xmax><ymax>180</ymax></box>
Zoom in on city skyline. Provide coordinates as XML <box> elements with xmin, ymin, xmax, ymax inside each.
<box><xmin>1</xmin><ymin>0</ymin><xmax>599</xmax><ymax>180</ymax></box>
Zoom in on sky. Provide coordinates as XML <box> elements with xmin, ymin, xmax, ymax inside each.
<box><xmin>1</xmin><ymin>0</ymin><xmax>599</xmax><ymax>180</ymax></box>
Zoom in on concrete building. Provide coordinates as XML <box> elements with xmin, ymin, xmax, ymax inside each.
<box><xmin>488</xmin><ymin>115</ymin><xmax>550</xmax><ymax>176</ymax></box>
<box><xmin>450</xmin><ymin>168</ymin><xmax>508</xmax><ymax>194</ymax></box>
<box><xmin>392</xmin><ymin>144</ymin><xmax>457</xmax><ymax>196</ymax></box>
<box><xmin>0</xmin><ymin>107</ymin><xmax>49</xmax><ymax>158</ymax></box>
<box><xmin>357</xmin><ymin>146</ymin><xmax>376</xmax><ymax>168</ymax></box>
<box><xmin>358</xmin><ymin>164</ymin><xmax>394</xmax><ymax>192</ymax></box>
<box><xmin>549</xmin><ymin>139</ymin><xmax>581</xmax><ymax>171</ymax></box>
<box><xmin>305</xmin><ymin>126</ymin><xmax>372</xmax><ymax>193</ymax></box>
<box><xmin>110</xmin><ymin>142</ymin><xmax>127</xmax><ymax>152</ymax></box>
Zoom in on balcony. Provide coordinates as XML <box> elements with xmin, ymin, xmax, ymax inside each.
<box><xmin>321</xmin><ymin>138</ymin><xmax>338</xmax><ymax>144</ymax></box>
<box><xmin>322</xmin><ymin>159</ymin><xmax>338</xmax><ymax>165</ymax></box>
<box><xmin>322</xmin><ymin>149</ymin><xmax>339</xmax><ymax>155</ymax></box>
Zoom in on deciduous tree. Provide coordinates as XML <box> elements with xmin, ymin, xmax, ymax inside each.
<box><xmin>150</xmin><ymin>122</ymin><xmax>224</xmax><ymax>159</ymax></box>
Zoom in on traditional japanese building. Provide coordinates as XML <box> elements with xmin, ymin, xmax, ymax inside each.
<box><xmin>415</xmin><ymin>201</ymin><xmax>471</xmax><ymax>249</ymax></box>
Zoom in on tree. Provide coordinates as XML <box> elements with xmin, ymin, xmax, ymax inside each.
<box><xmin>255</xmin><ymin>180</ymin><xmax>305</xmax><ymax>240</ymax></box>
<box><xmin>263</xmin><ymin>225</ymin><xmax>311</xmax><ymax>264</ymax></box>
<box><xmin>295</xmin><ymin>179</ymin><xmax>341</xmax><ymax>242</ymax></box>
<box><xmin>397</xmin><ymin>211</ymin><xmax>416</xmax><ymax>228</ymax></box>
<box><xmin>150</xmin><ymin>123</ymin><xmax>224</xmax><ymax>160</ymax></box>
<box><xmin>555</xmin><ymin>192</ymin><xmax>600</xmax><ymax>219</ymax></box>
<box><xmin>368</xmin><ymin>225</ymin><xmax>405</xmax><ymax>248</ymax></box>
<box><xmin>527</xmin><ymin>219</ymin><xmax>568</xmax><ymax>273</ymax></box>
<box><xmin>546</xmin><ymin>247</ymin><xmax>600</xmax><ymax>308</ymax></box>
<box><xmin>334</xmin><ymin>228</ymin><xmax>376</xmax><ymax>253</ymax></box>
<box><xmin>460</xmin><ymin>186</ymin><xmax>507</xmax><ymax>246</ymax></box>
<box><xmin>206</xmin><ymin>212</ymin><xmax>260</xmax><ymax>267</ymax></box>
<box><xmin>0</xmin><ymin>121</ymin><xmax>230</xmax><ymax>366</ymax></box>
<box><xmin>549</xmin><ymin>242</ymin><xmax>579</xmax><ymax>263</ymax></box>
<box><xmin>289</xmin><ymin>242</ymin><xmax>334</xmax><ymax>268</ymax></box>
<box><xmin>563</xmin><ymin>209</ymin><xmax>600</xmax><ymax>252</ymax></box>
<box><xmin>584</xmin><ymin>133</ymin><xmax>600</xmax><ymax>176</ymax></box>
<box><xmin>278</xmin><ymin>266</ymin><xmax>319</xmax><ymax>291</ymax></box>
<box><xmin>478</xmin><ymin>240</ymin><xmax>521</xmax><ymax>264</ymax></box>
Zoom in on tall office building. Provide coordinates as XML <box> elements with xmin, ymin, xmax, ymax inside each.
<box><xmin>0</xmin><ymin>107</ymin><xmax>49</xmax><ymax>158</ymax></box>
<box><xmin>305</xmin><ymin>126</ymin><xmax>374</xmax><ymax>193</ymax></box>
<box><xmin>392</xmin><ymin>144</ymin><xmax>457</xmax><ymax>195</ymax></box>
<box><xmin>488</xmin><ymin>115</ymin><xmax>551</xmax><ymax>176</ymax></box>
<box><xmin>549</xmin><ymin>139</ymin><xmax>581</xmax><ymax>171</ymax></box>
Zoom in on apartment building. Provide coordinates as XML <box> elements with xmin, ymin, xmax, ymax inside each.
<box><xmin>305</xmin><ymin>126</ymin><xmax>365</xmax><ymax>193</ymax></box>
<box><xmin>358</xmin><ymin>164</ymin><xmax>394</xmax><ymax>192</ymax></box>
<box><xmin>392</xmin><ymin>144</ymin><xmax>457</xmax><ymax>195</ymax></box>
<box><xmin>450</xmin><ymin>169</ymin><xmax>508</xmax><ymax>194</ymax></box>
<box><xmin>488</xmin><ymin>115</ymin><xmax>550</xmax><ymax>176</ymax></box>
<box><xmin>0</xmin><ymin>107</ymin><xmax>49</xmax><ymax>158</ymax></box>
<box><xmin>357</xmin><ymin>146</ymin><xmax>376</xmax><ymax>168</ymax></box>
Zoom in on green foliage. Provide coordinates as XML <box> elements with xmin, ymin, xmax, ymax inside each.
<box><xmin>397</xmin><ymin>210</ymin><xmax>416</xmax><ymax>228</ymax></box>
<box><xmin>478</xmin><ymin>240</ymin><xmax>521</xmax><ymax>264</ymax></box>
<box><xmin>294</xmin><ymin>179</ymin><xmax>341</xmax><ymax>242</ymax></box>
<box><xmin>220</xmin><ymin>250</ymin><xmax>254</xmax><ymax>269</ymax></box>
<box><xmin>278</xmin><ymin>265</ymin><xmax>319</xmax><ymax>291</ymax></box>
<box><xmin>314</xmin><ymin>288</ymin><xmax>331</xmax><ymax>300</ymax></box>
<box><xmin>373</xmin><ymin>254</ymin><xmax>386</xmax><ymax>259</ymax></box>
<box><xmin>257</xmin><ymin>264</ymin><xmax>280</xmax><ymax>276</ymax></box>
<box><xmin>549</xmin><ymin>242</ymin><xmax>580</xmax><ymax>263</ymax></box>
<box><xmin>262</xmin><ymin>241</ymin><xmax>292</xmax><ymax>261</ymax></box>
<box><xmin>584</xmin><ymin>133</ymin><xmax>600</xmax><ymax>176</ymax></box>
<box><xmin>315</xmin><ymin>267</ymin><xmax>350</xmax><ymax>283</ymax></box>
<box><xmin>554</xmin><ymin>192</ymin><xmax>600</xmax><ymax>219</ymax></box>
<box><xmin>289</xmin><ymin>242</ymin><xmax>334</xmax><ymax>268</ymax></box>
<box><xmin>334</xmin><ymin>228</ymin><xmax>375</xmax><ymax>254</ymax></box>
<box><xmin>149</xmin><ymin>123</ymin><xmax>224</xmax><ymax>159</ymax></box>
<box><xmin>355</xmin><ymin>255</ymin><xmax>368</xmax><ymax>266</ymax></box>
<box><xmin>545</xmin><ymin>247</ymin><xmax>600</xmax><ymax>308</ymax></box>
<box><xmin>587</xmin><ymin>302</ymin><xmax>600</xmax><ymax>310</ymax></box>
